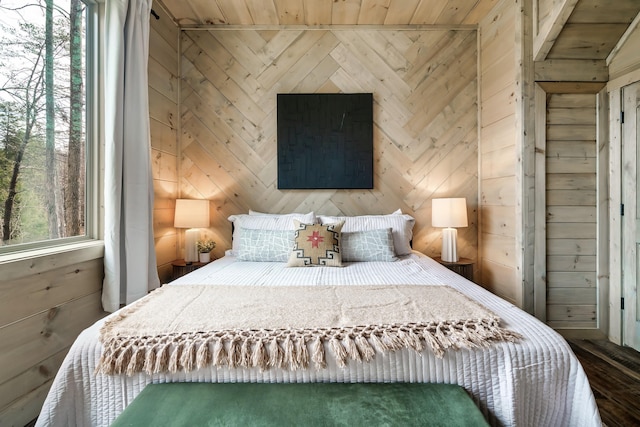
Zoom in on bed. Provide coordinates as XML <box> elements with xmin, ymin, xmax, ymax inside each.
<box><xmin>36</xmin><ymin>212</ymin><xmax>601</xmax><ymax>427</ymax></box>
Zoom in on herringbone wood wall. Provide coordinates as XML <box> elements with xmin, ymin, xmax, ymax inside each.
<box><xmin>179</xmin><ymin>28</ymin><xmax>478</xmax><ymax>265</ymax></box>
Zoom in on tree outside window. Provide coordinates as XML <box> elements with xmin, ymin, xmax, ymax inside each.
<box><xmin>0</xmin><ymin>0</ymin><xmax>88</xmax><ymax>248</ymax></box>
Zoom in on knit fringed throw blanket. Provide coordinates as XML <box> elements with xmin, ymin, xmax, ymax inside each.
<box><xmin>97</xmin><ymin>284</ymin><xmax>521</xmax><ymax>376</ymax></box>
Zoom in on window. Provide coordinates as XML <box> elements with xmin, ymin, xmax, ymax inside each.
<box><xmin>0</xmin><ymin>0</ymin><xmax>97</xmax><ymax>253</ymax></box>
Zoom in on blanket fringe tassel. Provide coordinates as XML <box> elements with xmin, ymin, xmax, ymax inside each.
<box><xmin>96</xmin><ymin>320</ymin><xmax>522</xmax><ymax>376</ymax></box>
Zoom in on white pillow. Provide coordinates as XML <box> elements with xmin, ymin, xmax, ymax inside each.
<box><xmin>318</xmin><ymin>212</ymin><xmax>415</xmax><ymax>256</ymax></box>
<box><xmin>248</xmin><ymin>210</ymin><xmax>314</xmax><ymax>217</ymax></box>
<box><xmin>228</xmin><ymin>212</ymin><xmax>315</xmax><ymax>255</ymax></box>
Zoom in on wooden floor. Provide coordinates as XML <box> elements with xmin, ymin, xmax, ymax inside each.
<box><xmin>567</xmin><ymin>339</ymin><xmax>640</xmax><ymax>426</ymax></box>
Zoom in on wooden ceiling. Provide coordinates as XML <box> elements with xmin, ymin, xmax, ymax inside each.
<box><xmin>157</xmin><ymin>0</ymin><xmax>499</xmax><ymax>27</ymax></box>
<box><xmin>157</xmin><ymin>0</ymin><xmax>640</xmax><ymax>66</ymax></box>
<box><xmin>546</xmin><ymin>0</ymin><xmax>640</xmax><ymax>60</ymax></box>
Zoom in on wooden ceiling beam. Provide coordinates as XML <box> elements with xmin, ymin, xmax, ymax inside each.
<box><xmin>537</xmin><ymin>81</ymin><xmax>606</xmax><ymax>94</ymax></box>
<box><xmin>535</xmin><ymin>59</ymin><xmax>608</xmax><ymax>83</ymax></box>
<box><xmin>533</xmin><ymin>0</ymin><xmax>579</xmax><ymax>61</ymax></box>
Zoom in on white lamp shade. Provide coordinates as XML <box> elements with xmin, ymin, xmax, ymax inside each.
<box><xmin>432</xmin><ymin>198</ymin><xmax>468</xmax><ymax>228</ymax></box>
<box><xmin>174</xmin><ymin>199</ymin><xmax>210</xmax><ymax>228</ymax></box>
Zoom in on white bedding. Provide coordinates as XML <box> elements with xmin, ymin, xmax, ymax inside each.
<box><xmin>36</xmin><ymin>253</ymin><xmax>601</xmax><ymax>426</ymax></box>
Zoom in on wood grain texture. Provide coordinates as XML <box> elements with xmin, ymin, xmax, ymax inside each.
<box><xmin>533</xmin><ymin>0</ymin><xmax>640</xmax><ymax>61</ymax></box>
<box><xmin>545</xmin><ymin>92</ymin><xmax>597</xmax><ymax>329</ymax></box>
<box><xmin>534</xmin><ymin>84</ymin><xmax>547</xmax><ymax>321</ymax></box>
<box><xmin>160</xmin><ymin>0</ymin><xmax>496</xmax><ymax>26</ymax></box>
<box><xmin>596</xmin><ymin>88</ymin><xmax>608</xmax><ymax>339</ymax></box>
<box><xmin>0</xmin><ymin>258</ymin><xmax>103</xmax><ymax>327</ymax></box>
<box><xmin>607</xmin><ymin>87</ymin><xmax>623</xmax><ymax>344</ymax></box>
<box><xmin>533</xmin><ymin>0</ymin><xmax>579</xmax><ymax>60</ymax></box>
<box><xmin>479</xmin><ymin>0</ymin><xmax>519</xmax><ymax>305</ymax></box>
<box><xmin>547</xmin><ymin>23</ymin><xmax>629</xmax><ymax>60</ymax></box>
<box><xmin>568</xmin><ymin>339</ymin><xmax>640</xmax><ymax>427</ymax></box>
<box><xmin>0</xmin><ymin>292</ymin><xmax>104</xmax><ymax>385</ymax></box>
<box><xmin>0</xmin><ymin>247</ymin><xmax>105</xmax><ymax>426</ymax></box>
<box><xmin>0</xmin><ymin>349</ymin><xmax>67</xmax><ymax>417</ymax></box>
<box><xmin>534</xmin><ymin>59</ymin><xmax>608</xmax><ymax>82</ymax></box>
<box><xmin>608</xmin><ymin>20</ymin><xmax>640</xmax><ymax>80</ymax></box>
<box><xmin>150</xmin><ymin>7</ymin><xmax>180</xmax><ymax>283</ymax></box>
<box><xmin>179</xmin><ymin>28</ymin><xmax>478</xmax><ymax>261</ymax></box>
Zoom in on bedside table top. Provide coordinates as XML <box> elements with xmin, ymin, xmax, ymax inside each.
<box><xmin>433</xmin><ymin>257</ymin><xmax>473</xmax><ymax>266</ymax></box>
<box><xmin>172</xmin><ymin>259</ymin><xmax>209</xmax><ymax>268</ymax></box>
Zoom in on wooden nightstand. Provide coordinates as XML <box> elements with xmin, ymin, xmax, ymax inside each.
<box><xmin>433</xmin><ymin>257</ymin><xmax>474</xmax><ymax>282</ymax></box>
<box><xmin>172</xmin><ymin>259</ymin><xmax>209</xmax><ymax>280</ymax></box>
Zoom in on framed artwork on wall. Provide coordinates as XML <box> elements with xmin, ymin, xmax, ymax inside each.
<box><xmin>277</xmin><ymin>93</ymin><xmax>373</xmax><ymax>189</ymax></box>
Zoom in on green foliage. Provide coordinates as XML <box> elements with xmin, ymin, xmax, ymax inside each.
<box><xmin>0</xmin><ymin>101</ymin><xmax>49</xmax><ymax>243</ymax></box>
<box><xmin>18</xmin><ymin>131</ymin><xmax>49</xmax><ymax>243</ymax></box>
<box><xmin>197</xmin><ymin>239</ymin><xmax>216</xmax><ymax>253</ymax></box>
<box><xmin>0</xmin><ymin>1</ymin><xmax>86</xmax><ymax>246</ymax></box>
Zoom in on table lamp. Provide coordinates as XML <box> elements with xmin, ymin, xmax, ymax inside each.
<box><xmin>432</xmin><ymin>197</ymin><xmax>468</xmax><ymax>263</ymax></box>
<box><xmin>174</xmin><ymin>199</ymin><xmax>210</xmax><ymax>263</ymax></box>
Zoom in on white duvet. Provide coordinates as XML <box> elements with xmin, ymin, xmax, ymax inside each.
<box><xmin>36</xmin><ymin>253</ymin><xmax>601</xmax><ymax>426</ymax></box>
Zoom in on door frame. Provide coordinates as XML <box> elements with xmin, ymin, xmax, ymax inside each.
<box><xmin>607</xmin><ymin>72</ymin><xmax>640</xmax><ymax>344</ymax></box>
<box><xmin>620</xmin><ymin>81</ymin><xmax>640</xmax><ymax>350</ymax></box>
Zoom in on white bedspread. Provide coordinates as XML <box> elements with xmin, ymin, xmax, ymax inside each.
<box><xmin>36</xmin><ymin>253</ymin><xmax>601</xmax><ymax>426</ymax></box>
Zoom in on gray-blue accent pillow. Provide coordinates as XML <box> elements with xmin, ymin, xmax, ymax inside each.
<box><xmin>236</xmin><ymin>228</ymin><xmax>295</xmax><ymax>262</ymax></box>
<box><xmin>341</xmin><ymin>228</ymin><xmax>397</xmax><ymax>262</ymax></box>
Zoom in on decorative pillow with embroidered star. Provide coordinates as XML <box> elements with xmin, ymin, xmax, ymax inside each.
<box><xmin>287</xmin><ymin>220</ymin><xmax>344</xmax><ymax>267</ymax></box>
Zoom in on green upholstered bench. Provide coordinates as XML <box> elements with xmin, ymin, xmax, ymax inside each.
<box><xmin>111</xmin><ymin>382</ymin><xmax>489</xmax><ymax>427</ymax></box>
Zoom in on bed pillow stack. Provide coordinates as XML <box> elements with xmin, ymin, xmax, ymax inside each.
<box><xmin>227</xmin><ymin>210</ymin><xmax>413</xmax><ymax>265</ymax></box>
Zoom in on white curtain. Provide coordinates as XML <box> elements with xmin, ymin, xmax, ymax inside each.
<box><xmin>102</xmin><ymin>0</ymin><xmax>159</xmax><ymax>312</ymax></box>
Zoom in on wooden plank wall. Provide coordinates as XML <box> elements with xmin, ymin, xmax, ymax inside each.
<box><xmin>0</xmin><ymin>245</ymin><xmax>105</xmax><ymax>426</ymax></box>
<box><xmin>150</xmin><ymin>6</ymin><xmax>180</xmax><ymax>283</ymax></box>
<box><xmin>179</xmin><ymin>28</ymin><xmax>479</xmax><ymax>263</ymax></box>
<box><xmin>609</xmin><ymin>23</ymin><xmax>640</xmax><ymax>81</ymax></box>
<box><xmin>478</xmin><ymin>0</ymin><xmax>520</xmax><ymax>304</ymax></box>
<box><xmin>545</xmin><ymin>93</ymin><xmax>597</xmax><ymax>329</ymax></box>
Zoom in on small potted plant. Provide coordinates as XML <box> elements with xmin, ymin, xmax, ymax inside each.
<box><xmin>196</xmin><ymin>238</ymin><xmax>216</xmax><ymax>263</ymax></box>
